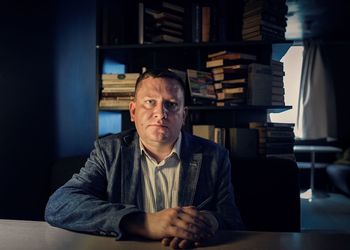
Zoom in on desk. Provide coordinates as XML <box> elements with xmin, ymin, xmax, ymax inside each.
<box><xmin>1</xmin><ymin>220</ymin><xmax>350</xmax><ymax>250</ymax></box>
<box><xmin>294</xmin><ymin>145</ymin><xmax>342</xmax><ymax>201</ymax></box>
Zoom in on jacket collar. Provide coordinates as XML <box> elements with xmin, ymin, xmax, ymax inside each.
<box><xmin>178</xmin><ymin>131</ymin><xmax>202</xmax><ymax>206</ymax></box>
<box><xmin>120</xmin><ymin>132</ymin><xmax>142</xmax><ymax>205</ymax></box>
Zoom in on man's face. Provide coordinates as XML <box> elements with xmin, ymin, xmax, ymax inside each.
<box><xmin>129</xmin><ymin>77</ymin><xmax>187</xmax><ymax>147</ymax></box>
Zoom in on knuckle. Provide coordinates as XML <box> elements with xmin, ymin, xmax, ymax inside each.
<box><xmin>169</xmin><ymin>208</ymin><xmax>180</xmax><ymax>217</ymax></box>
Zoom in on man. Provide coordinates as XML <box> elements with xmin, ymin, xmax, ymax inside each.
<box><xmin>45</xmin><ymin>69</ymin><xmax>244</xmax><ymax>249</ymax></box>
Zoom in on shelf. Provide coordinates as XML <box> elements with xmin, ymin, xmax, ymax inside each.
<box><xmin>97</xmin><ymin>41</ymin><xmax>294</xmax><ymax>56</ymax></box>
<box><xmin>188</xmin><ymin>105</ymin><xmax>292</xmax><ymax>113</ymax></box>
<box><xmin>100</xmin><ymin>105</ymin><xmax>292</xmax><ymax>113</ymax></box>
<box><xmin>99</xmin><ymin>107</ymin><xmax>129</xmax><ymax>111</ymax></box>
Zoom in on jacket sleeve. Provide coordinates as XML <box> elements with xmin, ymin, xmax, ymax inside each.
<box><xmin>45</xmin><ymin>139</ymin><xmax>141</xmax><ymax>239</ymax></box>
<box><xmin>211</xmin><ymin>149</ymin><xmax>245</xmax><ymax>230</ymax></box>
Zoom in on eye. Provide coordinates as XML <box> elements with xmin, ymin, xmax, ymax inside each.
<box><xmin>144</xmin><ymin>99</ymin><xmax>155</xmax><ymax>106</ymax></box>
<box><xmin>164</xmin><ymin>101</ymin><xmax>178</xmax><ymax>111</ymax></box>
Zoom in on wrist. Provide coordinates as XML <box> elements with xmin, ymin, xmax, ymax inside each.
<box><xmin>120</xmin><ymin>212</ymin><xmax>147</xmax><ymax>236</ymax></box>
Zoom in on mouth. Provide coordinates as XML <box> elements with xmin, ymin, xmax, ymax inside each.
<box><xmin>149</xmin><ymin>124</ymin><xmax>168</xmax><ymax>128</ymax></box>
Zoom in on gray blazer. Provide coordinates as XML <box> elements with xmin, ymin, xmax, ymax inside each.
<box><xmin>45</xmin><ymin>129</ymin><xmax>243</xmax><ymax>239</ymax></box>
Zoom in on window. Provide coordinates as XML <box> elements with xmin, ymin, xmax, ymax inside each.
<box><xmin>98</xmin><ymin>58</ymin><xmax>125</xmax><ymax>137</ymax></box>
<box><xmin>269</xmin><ymin>45</ymin><xmax>304</xmax><ymax>138</ymax></box>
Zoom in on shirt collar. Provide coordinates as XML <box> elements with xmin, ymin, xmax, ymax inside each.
<box><xmin>139</xmin><ymin>132</ymin><xmax>182</xmax><ymax>160</ymax></box>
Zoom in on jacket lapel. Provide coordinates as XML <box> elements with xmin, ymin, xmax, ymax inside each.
<box><xmin>120</xmin><ymin>133</ymin><xmax>142</xmax><ymax>206</ymax></box>
<box><xmin>178</xmin><ymin>132</ymin><xmax>203</xmax><ymax>207</ymax></box>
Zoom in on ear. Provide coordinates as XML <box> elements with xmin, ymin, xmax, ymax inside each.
<box><xmin>129</xmin><ymin>101</ymin><xmax>136</xmax><ymax>122</ymax></box>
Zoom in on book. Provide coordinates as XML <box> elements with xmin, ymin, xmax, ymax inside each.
<box><xmin>102</xmin><ymin>79</ymin><xmax>137</xmax><ymax>85</ymax></box>
<box><xmin>145</xmin><ymin>25</ymin><xmax>183</xmax><ymax>37</ymax></box>
<box><xmin>208</xmin><ymin>50</ymin><xmax>228</xmax><ymax>58</ymax></box>
<box><xmin>151</xmin><ymin>34</ymin><xmax>184</xmax><ymax>43</ymax></box>
<box><xmin>271</xmin><ymin>94</ymin><xmax>284</xmax><ymax>102</ymax></box>
<box><xmin>272</xmin><ymin>80</ymin><xmax>284</xmax><ymax>88</ymax></box>
<box><xmin>243</xmin><ymin>20</ymin><xmax>286</xmax><ymax>32</ymax></box>
<box><xmin>162</xmin><ymin>2</ymin><xmax>185</xmax><ymax>14</ymax></box>
<box><xmin>102</xmin><ymin>83</ymin><xmax>136</xmax><ymax>89</ymax></box>
<box><xmin>101</xmin><ymin>92</ymin><xmax>135</xmax><ymax>97</ymax></box>
<box><xmin>218</xmin><ymin>87</ymin><xmax>245</xmax><ymax>95</ymax></box>
<box><xmin>102</xmin><ymin>88</ymin><xmax>135</xmax><ymax>93</ymax></box>
<box><xmin>191</xmin><ymin>2</ymin><xmax>201</xmax><ymax>43</ymax></box>
<box><xmin>247</xmin><ymin>63</ymin><xmax>272</xmax><ymax>105</ymax></box>
<box><xmin>214</xmin><ymin>82</ymin><xmax>245</xmax><ymax>90</ymax></box>
<box><xmin>271</xmin><ymin>87</ymin><xmax>285</xmax><ymax>95</ymax></box>
<box><xmin>211</xmin><ymin>64</ymin><xmax>249</xmax><ymax>75</ymax></box>
<box><xmin>242</xmin><ymin>25</ymin><xmax>285</xmax><ymax>36</ymax></box>
<box><xmin>209</xmin><ymin>52</ymin><xmax>257</xmax><ymax>61</ymax></box>
<box><xmin>192</xmin><ymin>125</ymin><xmax>215</xmax><ymax>141</ymax></box>
<box><xmin>99</xmin><ymin>99</ymin><xmax>132</xmax><ymax>108</ymax></box>
<box><xmin>140</xmin><ymin>2</ymin><xmax>185</xmax><ymax>44</ymax></box>
<box><xmin>101</xmin><ymin>73</ymin><xmax>140</xmax><ymax>80</ymax></box>
<box><xmin>202</xmin><ymin>6</ymin><xmax>211</xmax><ymax>42</ymax></box>
<box><xmin>259</xmin><ymin>130</ymin><xmax>294</xmax><ymax>138</ymax></box>
<box><xmin>243</xmin><ymin>13</ymin><xmax>287</xmax><ymax>28</ymax></box>
<box><xmin>213</xmin><ymin>71</ymin><xmax>248</xmax><ymax>81</ymax></box>
<box><xmin>217</xmin><ymin>91</ymin><xmax>245</xmax><ymax>101</ymax></box>
<box><xmin>187</xmin><ymin>69</ymin><xmax>216</xmax><ymax>100</ymax></box>
<box><xmin>221</xmin><ymin>78</ymin><xmax>247</xmax><ymax>84</ymax></box>
<box><xmin>145</xmin><ymin>8</ymin><xmax>183</xmax><ymax>23</ymax></box>
<box><xmin>206</xmin><ymin>58</ymin><xmax>255</xmax><ymax>68</ymax></box>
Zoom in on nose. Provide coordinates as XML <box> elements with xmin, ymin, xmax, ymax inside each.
<box><xmin>154</xmin><ymin>103</ymin><xmax>168</xmax><ymax>120</ymax></box>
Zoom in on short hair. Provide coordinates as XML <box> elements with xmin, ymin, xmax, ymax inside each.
<box><xmin>134</xmin><ymin>69</ymin><xmax>185</xmax><ymax>99</ymax></box>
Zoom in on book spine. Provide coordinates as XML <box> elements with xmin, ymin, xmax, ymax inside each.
<box><xmin>202</xmin><ymin>6</ymin><xmax>211</xmax><ymax>42</ymax></box>
<box><xmin>138</xmin><ymin>3</ymin><xmax>144</xmax><ymax>44</ymax></box>
<box><xmin>192</xmin><ymin>3</ymin><xmax>202</xmax><ymax>43</ymax></box>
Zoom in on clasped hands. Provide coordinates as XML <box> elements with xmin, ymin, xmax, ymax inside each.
<box><xmin>123</xmin><ymin>206</ymin><xmax>215</xmax><ymax>249</ymax></box>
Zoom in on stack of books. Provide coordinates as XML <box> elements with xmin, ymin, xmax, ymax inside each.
<box><xmin>140</xmin><ymin>2</ymin><xmax>185</xmax><ymax>44</ymax></box>
<box><xmin>99</xmin><ymin>73</ymin><xmax>140</xmax><ymax>108</ymax></box>
<box><xmin>205</xmin><ymin>50</ymin><xmax>257</xmax><ymax>106</ymax></box>
<box><xmin>242</xmin><ymin>0</ymin><xmax>288</xmax><ymax>41</ymax></box>
<box><xmin>186</xmin><ymin>69</ymin><xmax>216</xmax><ymax>105</ymax></box>
<box><xmin>249</xmin><ymin>122</ymin><xmax>295</xmax><ymax>160</ymax></box>
<box><xmin>192</xmin><ymin>125</ymin><xmax>226</xmax><ymax>147</ymax></box>
<box><xmin>271</xmin><ymin>60</ymin><xmax>285</xmax><ymax>105</ymax></box>
<box><xmin>247</xmin><ymin>63</ymin><xmax>272</xmax><ymax>105</ymax></box>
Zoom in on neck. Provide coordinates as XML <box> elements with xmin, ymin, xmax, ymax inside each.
<box><xmin>141</xmin><ymin>140</ymin><xmax>176</xmax><ymax>163</ymax></box>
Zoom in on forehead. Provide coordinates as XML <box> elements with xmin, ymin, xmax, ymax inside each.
<box><xmin>137</xmin><ymin>77</ymin><xmax>184</xmax><ymax>98</ymax></box>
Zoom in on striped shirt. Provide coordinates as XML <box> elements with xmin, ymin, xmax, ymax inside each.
<box><xmin>139</xmin><ymin>134</ymin><xmax>181</xmax><ymax>213</ymax></box>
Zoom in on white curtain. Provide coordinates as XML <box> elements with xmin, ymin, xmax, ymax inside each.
<box><xmin>296</xmin><ymin>40</ymin><xmax>337</xmax><ymax>140</ymax></box>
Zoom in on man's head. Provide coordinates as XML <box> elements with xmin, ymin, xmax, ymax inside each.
<box><xmin>129</xmin><ymin>69</ymin><xmax>187</xmax><ymax>149</ymax></box>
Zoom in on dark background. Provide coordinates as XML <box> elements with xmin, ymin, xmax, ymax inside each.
<box><xmin>0</xmin><ymin>0</ymin><xmax>349</xmax><ymax>220</ymax></box>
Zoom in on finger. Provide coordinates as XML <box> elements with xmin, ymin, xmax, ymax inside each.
<box><xmin>174</xmin><ymin>217</ymin><xmax>213</xmax><ymax>239</ymax></box>
<box><xmin>169</xmin><ymin>237</ymin><xmax>182</xmax><ymax>249</ymax></box>
<box><xmin>194</xmin><ymin>241</ymin><xmax>202</xmax><ymax>247</ymax></box>
<box><xmin>162</xmin><ymin>237</ymin><xmax>172</xmax><ymax>246</ymax></box>
<box><xmin>181</xmin><ymin>207</ymin><xmax>211</xmax><ymax>227</ymax></box>
<box><xmin>175</xmin><ymin>212</ymin><xmax>213</xmax><ymax>237</ymax></box>
<box><xmin>170</xmin><ymin>217</ymin><xmax>212</xmax><ymax>240</ymax></box>
<box><xmin>168</xmin><ymin>226</ymin><xmax>200</xmax><ymax>242</ymax></box>
<box><xmin>178</xmin><ymin>239</ymin><xmax>195</xmax><ymax>249</ymax></box>
<box><xmin>177</xmin><ymin>208</ymin><xmax>208</xmax><ymax>228</ymax></box>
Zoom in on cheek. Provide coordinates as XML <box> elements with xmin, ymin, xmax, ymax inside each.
<box><xmin>135</xmin><ymin>110</ymin><xmax>152</xmax><ymax>125</ymax></box>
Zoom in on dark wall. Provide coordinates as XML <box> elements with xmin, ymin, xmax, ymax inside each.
<box><xmin>0</xmin><ymin>0</ymin><xmax>96</xmax><ymax>220</ymax></box>
<box><xmin>0</xmin><ymin>1</ymin><xmax>54</xmax><ymax>220</ymax></box>
<box><xmin>53</xmin><ymin>0</ymin><xmax>97</xmax><ymax>159</ymax></box>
